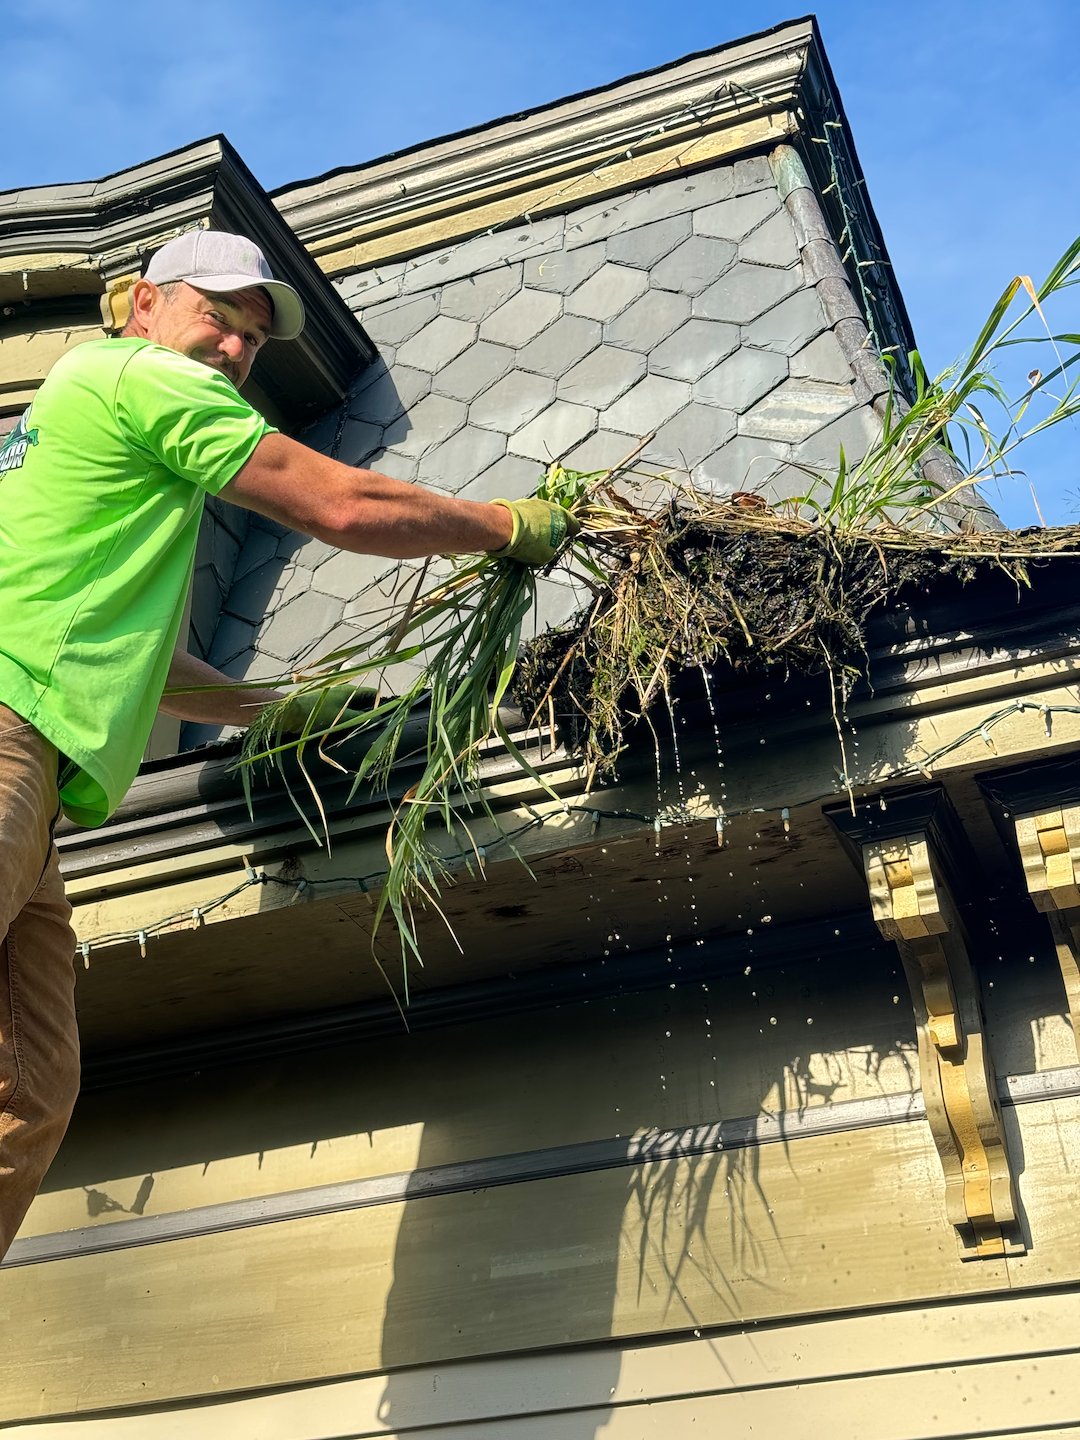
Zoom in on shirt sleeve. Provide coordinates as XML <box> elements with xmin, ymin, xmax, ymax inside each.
<box><xmin>113</xmin><ymin>343</ymin><xmax>277</xmax><ymax>494</ymax></box>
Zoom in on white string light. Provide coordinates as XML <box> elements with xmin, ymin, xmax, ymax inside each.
<box><xmin>72</xmin><ymin>697</ymin><xmax>1077</xmax><ymax>959</ymax></box>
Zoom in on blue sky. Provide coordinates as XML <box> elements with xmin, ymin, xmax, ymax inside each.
<box><xmin>6</xmin><ymin>0</ymin><xmax>1078</xmax><ymax>526</ymax></box>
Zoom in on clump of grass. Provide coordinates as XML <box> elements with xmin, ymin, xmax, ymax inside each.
<box><xmin>514</xmin><ymin>510</ymin><xmax>1027</xmax><ymax>783</ymax></box>
<box><xmin>239</xmin><ymin>238</ymin><xmax>1080</xmax><ymax>985</ymax></box>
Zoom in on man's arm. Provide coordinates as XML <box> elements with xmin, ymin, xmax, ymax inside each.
<box><xmin>226</xmin><ymin>433</ymin><xmax>515</xmax><ymax>559</ymax></box>
<box><xmin>159</xmin><ymin>649</ymin><xmax>282</xmax><ymax>724</ymax></box>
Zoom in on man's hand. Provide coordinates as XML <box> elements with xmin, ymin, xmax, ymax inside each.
<box><xmin>489</xmin><ymin>499</ymin><xmax>580</xmax><ymax>567</ymax></box>
<box><xmin>278</xmin><ymin>682</ymin><xmax>379</xmax><ymax>737</ymax></box>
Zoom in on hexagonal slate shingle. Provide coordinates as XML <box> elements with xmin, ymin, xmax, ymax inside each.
<box><xmin>556</xmin><ymin>345</ymin><xmax>646</xmax><ymax>407</ymax></box>
<box><xmin>693</xmin><ymin>263</ymin><xmax>802</xmax><ymax>325</ymax></box>
<box><xmin>396</xmin><ymin>314</ymin><xmax>477</xmax><ymax>372</ymax></box>
<box><xmin>565</xmin><ymin>263</ymin><xmax>648</xmax><ymax>322</ymax></box>
<box><xmin>739</xmin><ymin>210</ymin><xmax>801</xmax><ymax>269</ymax></box>
<box><xmin>223</xmin><ymin>562</ymin><xmax>280</xmax><ymax>625</ymax></box>
<box><xmin>479</xmin><ymin>288</ymin><xmax>563</xmax><ymax>347</ymax></box>
<box><xmin>799</xmin><ymin>404</ymin><xmax>882</xmax><ymax>468</ymax></box>
<box><xmin>789</xmin><ymin>330</ymin><xmax>853</xmax><ymax>384</ymax></box>
<box><xmin>335</xmin><ymin>419</ymin><xmax>383</xmax><ymax>466</ymax></box>
<box><xmin>648</xmin><ymin>319</ymin><xmax>739</xmax><ymax>383</ymax></box>
<box><xmin>439</xmin><ymin>266</ymin><xmax>523</xmax><ymax>322</ymax></box>
<box><xmin>742</xmin><ymin>288</ymin><xmax>827</xmax><ymax>356</ymax></box>
<box><xmin>349</xmin><ymin>364</ymin><xmax>431</xmax><ymax>427</ymax></box>
<box><xmin>523</xmin><ymin>243</ymin><xmax>606</xmax><ymax>294</ymax></box>
<box><xmin>697</xmin><ymin>433</ymin><xmax>793</xmax><ymax>496</ymax></box>
<box><xmin>516</xmin><ymin>314</ymin><xmax>602</xmax><ymax>378</ymax></box>
<box><xmin>651</xmin><ymin>236</ymin><xmax>738</xmax><ymax>296</ymax></box>
<box><xmin>470</xmin><ymin>370</ymin><xmax>556</xmax><ymax>433</ymax></box>
<box><xmin>562</xmin><ymin>429</ymin><xmax>641</xmax><ymax>472</ymax></box>
<box><xmin>209</xmin><ymin>612</ymin><xmax>257</xmax><ymax>668</ymax></box>
<box><xmin>359</xmin><ymin>292</ymin><xmax>439</xmax><ymax>346</ymax></box>
<box><xmin>381</xmin><ymin>392</ymin><xmax>467</xmax><ymax>457</ymax></box>
<box><xmin>508</xmin><ymin>401</ymin><xmax>597</xmax><ymax>462</ymax></box>
<box><xmin>461</xmin><ymin>452</ymin><xmax>548</xmax><ymax>503</ymax></box>
<box><xmin>257</xmin><ymin>590</ymin><xmax>346</xmax><ymax>664</ymax></box>
<box><xmin>364</xmin><ymin>448</ymin><xmax>418</xmax><ymax>483</ymax></box>
<box><xmin>693</xmin><ymin>190</ymin><xmax>779</xmax><ymax>242</ymax></box>
<box><xmin>431</xmin><ymin>341</ymin><xmax>516</xmax><ymax>402</ymax></box>
<box><xmin>695</xmin><ymin>347</ymin><xmax>788</xmax><ymax>413</ymax></box>
<box><xmin>604</xmin><ymin>290</ymin><xmax>691</xmax><ymax>352</ymax></box>
<box><xmin>418</xmin><ymin>423</ymin><xmax>507</xmax><ymax>490</ymax></box>
<box><xmin>313</xmin><ymin>548</ymin><xmax>406</xmax><ymax>603</ymax></box>
<box><xmin>603</xmin><ymin>374</ymin><xmax>691</xmax><ymax>435</ymax></box>
<box><xmin>607</xmin><ymin>215</ymin><xmax>693</xmax><ymax>270</ymax></box>
<box><xmin>648</xmin><ymin>403</ymin><xmax>736</xmax><ymax>470</ymax></box>
<box><xmin>739</xmin><ymin>378</ymin><xmax>856</xmax><ymax>444</ymax></box>
<box><xmin>732</xmin><ymin>155</ymin><xmax>775</xmax><ymax>194</ymax></box>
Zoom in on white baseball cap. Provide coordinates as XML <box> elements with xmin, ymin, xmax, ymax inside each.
<box><xmin>145</xmin><ymin>230</ymin><xmax>305</xmax><ymax>340</ymax></box>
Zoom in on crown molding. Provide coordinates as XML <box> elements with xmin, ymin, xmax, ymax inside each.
<box><xmin>0</xmin><ymin>138</ymin><xmax>374</xmax><ymax>424</ymax></box>
<box><xmin>274</xmin><ymin>19</ymin><xmax>817</xmax><ymax>273</ymax></box>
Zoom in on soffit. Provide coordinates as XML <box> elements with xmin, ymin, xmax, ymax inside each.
<box><xmin>56</xmin><ymin>558</ymin><xmax>1080</xmax><ymax>1059</ymax></box>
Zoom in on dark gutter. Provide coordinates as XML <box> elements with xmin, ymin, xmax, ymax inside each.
<box><xmin>56</xmin><ymin>554</ymin><xmax>1080</xmax><ymax>879</ymax></box>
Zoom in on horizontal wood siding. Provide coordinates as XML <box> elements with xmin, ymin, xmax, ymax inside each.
<box><xmin>4</xmin><ymin>1288</ymin><xmax>1080</xmax><ymax>1436</ymax></box>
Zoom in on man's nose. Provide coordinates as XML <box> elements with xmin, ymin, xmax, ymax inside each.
<box><xmin>220</xmin><ymin>331</ymin><xmax>245</xmax><ymax>360</ymax></box>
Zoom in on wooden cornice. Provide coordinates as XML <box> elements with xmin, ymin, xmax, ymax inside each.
<box><xmin>0</xmin><ymin>138</ymin><xmax>374</xmax><ymax>425</ymax></box>
<box><xmin>273</xmin><ymin>19</ymin><xmax>817</xmax><ymax>275</ymax></box>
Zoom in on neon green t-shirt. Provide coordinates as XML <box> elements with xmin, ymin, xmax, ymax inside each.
<box><xmin>0</xmin><ymin>336</ymin><xmax>274</xmax><ymax>826</ymax></box>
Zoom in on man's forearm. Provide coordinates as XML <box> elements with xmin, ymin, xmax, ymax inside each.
<box><xmin>226</xmin><ymin>433</ymin><xmax>516</xmax><ymax>558</ymax></box>
<box><xmin>160</xmin><ymin>650</ymin><xmax>282</xmax><ymax>724</ymax></box>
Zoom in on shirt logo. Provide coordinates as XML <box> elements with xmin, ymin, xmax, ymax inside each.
<box><xmin>0</xmin><ymin>409</ymin><xmax>38</xmax><ymax>480</ymax></box>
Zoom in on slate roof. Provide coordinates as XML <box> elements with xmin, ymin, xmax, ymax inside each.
<box><xmin>182</xmin><ymin>148</ymin><xmax>879</xmax><ymax>744</ymax></box>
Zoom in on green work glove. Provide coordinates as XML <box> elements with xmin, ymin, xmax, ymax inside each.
<box><xmin>278</xmin><ymin>682</ymin><xmax>379</xmax><ymax>737</ymax></box>
<box><xmin>490</xmin><ymin>498</ymin><xmax>580</xmax><ymax>566</ymax></box>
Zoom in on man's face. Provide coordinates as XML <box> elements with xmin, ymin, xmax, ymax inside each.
<box><xmin>141</xmin><ymin>283</ymin><xmax>273</xmax><ymax>387</ymax></box>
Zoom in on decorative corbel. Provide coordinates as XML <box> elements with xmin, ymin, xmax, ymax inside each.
<box><xmin>99</xmin><ymin>271</ymin><xmax>140</xmax><ymax>334</ymax></box>
<box><xmin>829</xmin><ymin>789</ymin><xmax>1024</xmax><ymax>1259</ymax></box>
<box><xmin>977</xmin><ymin>761</ymin><xmax>1080</xmax><ymax>1066</ymax></box>
<box><xmin>1013</xmin><ymin>805</ymin><xmax>1080</xmax><ymax>1057</ymax></box>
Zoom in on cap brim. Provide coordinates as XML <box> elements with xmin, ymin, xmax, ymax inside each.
<box><xmin>189</xmin><ymin>274</ymin><xmax>306</xmax><ymax>341</ymax></box>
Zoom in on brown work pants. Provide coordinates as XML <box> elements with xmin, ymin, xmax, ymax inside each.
<box><xmin>0</xmin><ymin>705</ymin><xmax>79</xmax><ymax>1262</ymax></box>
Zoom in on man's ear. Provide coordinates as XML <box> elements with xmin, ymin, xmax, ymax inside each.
<box><xmin>125</xmin><ymin>278</ymin><xmax>160</xmax><ymax>336</ymax></box>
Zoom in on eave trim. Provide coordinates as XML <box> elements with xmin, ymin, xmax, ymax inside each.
<box><xmin>274</xmin><ymin>19</ymin><xmax>816</xmax><ymax>270</ymax></box>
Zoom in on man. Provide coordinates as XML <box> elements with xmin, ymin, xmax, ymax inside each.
<box><xmin>0</xmin><ymin>230</ymin><xmax>575</xmax><ymax>1259</ymax></box>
